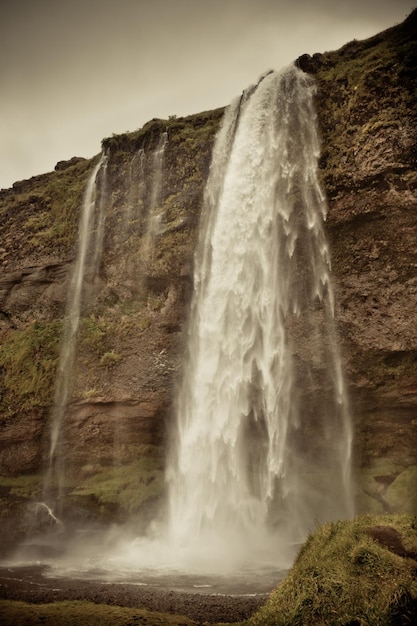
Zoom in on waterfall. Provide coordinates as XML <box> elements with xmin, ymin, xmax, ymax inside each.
<box><xmin>166</xmin><ymin>65</ymin><xmax>353</xmax><ymax>568</ymax></box>
<box><xmin>45</xmin><ymin>152</ymin><xmax>109</xmax><ymax>510</ymax></box>
<box><xmin>134</xmin><ymin>131</ymin><xmax>168</xmax><ymax>277</ymax></box>
<box><xmin>24</xmin><ymin>67</ymin><xmax>353</xmax><ymax>585</ymax></box>
<box><xmin>125</xmin><ymin>147</ymin><xmax>146</xmax><ymax>235</ymax></box>
<box><xmin>147</xmin><ymin>131</ymin><xmax>168</xmax><ymax>238</ymax></box>
<box><xmin>89</xmin><ymin>154</ymin><xmax>109</xmax><ymax>279</ymax></box>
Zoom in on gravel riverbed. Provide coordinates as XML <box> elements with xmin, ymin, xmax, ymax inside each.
<box><xmin>0</xmin><ymin>565</ymin><xmax>270</xmax><ymax>623</ymax></box>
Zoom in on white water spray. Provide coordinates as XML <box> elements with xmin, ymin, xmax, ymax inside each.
<box><xmin>165</xmin><ymin>65</ymin><xmax>353</xmax><ymax>569</ymax></box>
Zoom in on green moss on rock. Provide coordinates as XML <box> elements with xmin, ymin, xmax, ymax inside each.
<box><xmin>0</xmin><ymin>157</ymin><xmax>95</xmax><ymax>264</ymax></box>
<box><xmin>0</xmin><ymin>321</ymin><xmax>61</xmax><ymax>415</ymax></box>
<box><xmin>69</xmin><ymin>447</ymin><xmax>164</xmax><ymax>519</ymax></box>
<box><xmin>386</xmin><ymin>467</ymin><xmax>417</xmax><ymax>513</ymax></box>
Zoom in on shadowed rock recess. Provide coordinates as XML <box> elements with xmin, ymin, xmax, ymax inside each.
<box><xmin>0</xmin><ymin>10</ymin><xmax>416</xmax><ymax>550</ymax></box>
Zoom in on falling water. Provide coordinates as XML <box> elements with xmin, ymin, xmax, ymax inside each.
<box><xmin>147</xmin><ymin>131</ymin><xmax>168</xmax><ymax>238</ymax></box>
<box><xmin>133</xmin><ymin>131</ymin><xmax>168</xmax><ymax>280</ymax></box>
<box><xmin>19</xmin><ymin>66</ymin><xmax>353</xmax><ymax>587</ymax></box>
<box><xmin>166</xmin><ymin>65</ymin><xmax>353</xmax><ymax>569</ymax></box>
<box><xmin>89</xmin><ymin>154</ymin><xmax>109</xmax><ymax>279</ymax></box>
<box><xmin>45</xmin><ymin>153</ymin><xmax>108</xmax><ymax>509</ymax></box>
<box><xmin>125</xmin><ymin>147</ymin><xmax>146</xmax><ymax>235</ymax></box>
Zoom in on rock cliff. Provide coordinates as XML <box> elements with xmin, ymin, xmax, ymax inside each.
<box><xmin>308</xmin><ymin>9</ymin><xmax>417</xmax><ymax>513</ymax></box>
<box><xmin>0</xmin><ymin>11</ymin><xmax>416</xmax><ymax>550</ymax></box>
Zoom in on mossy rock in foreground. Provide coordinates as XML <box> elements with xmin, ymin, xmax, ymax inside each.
<box><xmin>246</xmin><ymin>513</ymin><xmax>417</xmax><ymax>626</ymax></box>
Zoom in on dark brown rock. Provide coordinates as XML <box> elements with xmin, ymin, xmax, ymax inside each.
<box><xmin>295</xmin><ymin>52</ymin><xmax>326</xmax><ymax>73</ymax></box>
<box><xmin>54</xmin><ymin>156</ymin><xmax>86</xmax><ymax>171</ymax></box>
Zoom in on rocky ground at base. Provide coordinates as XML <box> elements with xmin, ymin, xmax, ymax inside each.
<box><xmin>0</xmin><ymin>565</ymin><xmax>268</xmax><ymax>624</ymax></box>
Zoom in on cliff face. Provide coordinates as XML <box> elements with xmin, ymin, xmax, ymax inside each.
<box><xmin>0</xmin><ymin>12</ymin><xmax>416</xmax><ymax>548</ymax></box>
<box><xmin>0</xmin><ymin>109</ymin><xmax>224</xmax><ymax>542</ymax></box>
<box><xmin>308</xmin><ymin>10</ymin><xmax>417</xmax><ymax>513</ymax></box>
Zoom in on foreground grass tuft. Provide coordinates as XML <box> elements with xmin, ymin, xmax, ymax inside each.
<box><xmin>245</xmin><ymin>513</ymin><xmax>417</xmax><ymax>626</ymax></box>
<box><xmin>0</xmin><ymin>600</ymin><xmax>197</xmax><ymax>626</ymax></box>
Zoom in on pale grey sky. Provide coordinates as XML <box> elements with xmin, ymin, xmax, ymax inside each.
<box><xmin>0</xmin><ymin>0</ymin><xmax>415</xmax><ymax>189</ymax></box>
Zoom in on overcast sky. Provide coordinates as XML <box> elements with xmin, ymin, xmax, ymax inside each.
<box><xmin>0</xmin><ymin>0</ymin><xmax>414</xmax><ymax>189</ymax></box>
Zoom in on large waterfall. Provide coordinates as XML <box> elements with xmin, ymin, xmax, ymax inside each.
<box><xmin>165</xmin><ymin>65</ymin><xmax>353</xmax><ymax>570</ymax></box>
<box><xmin>14</xmin><ymin>65</ymin><xmax>353</xmax><ymax>587</ymax></box>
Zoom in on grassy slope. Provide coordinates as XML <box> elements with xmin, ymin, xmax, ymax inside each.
<box><xmin>245</xmin><ymin>513</ymin><xmax>417</xmax><ymax>626</ymax></box>
<box><xmin>0</xmin><ymin>600</ymin><xmax>196</xmax><ymax>626</ymax></box>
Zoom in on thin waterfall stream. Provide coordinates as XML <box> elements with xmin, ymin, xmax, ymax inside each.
<box><xmin>43</xmin><ymin>153</ymin><xmax>108</xmax><ymax>513</ymax></box>
<box><xmin>143</xmin><ymin>131</ymin><xmax>168</xmax><ymax>255</ymax></box>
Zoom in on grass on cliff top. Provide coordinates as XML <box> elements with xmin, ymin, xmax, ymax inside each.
<box><xmin>102</xmin><ymin>107</ymin><xmax>224</xmax><ymax>155</ymax></box>
<box><xmin>0</xmin><ymin>600</ymin><xmax>196</xmax><ymax>626</ymax></box>
<box><xmin>0</xmin><ymin>156</ymin><xmax>95</xmax><ymax>255</ymax></box>
<box><xmin>245</xmin><ymin>513</ymin><xmax>417</xmax><ymax>626</ymax></box>
<box><xmin>315</xmin><ymin>10</ymin><xmax>417</xmax><ymax>193</ymax></box>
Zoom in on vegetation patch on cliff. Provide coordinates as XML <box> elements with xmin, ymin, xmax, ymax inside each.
<box><xmin>0</xmin><ymin>320</ymin><xmax>61</xmax><ymax>415</ymax></box>
<box><xmin>314</xmin><ymin>9</ymin><xmax>416</xmax><ymax>197</ymax></box>
<box><xmin>70</xmin><ymin>446</ymin><xmax>165</xmax><ymax>519</ymax></box>
<box><xmin>0</xmin><ymin>157</ymin><xmax>95</xmax><ymax>267</ymax></box>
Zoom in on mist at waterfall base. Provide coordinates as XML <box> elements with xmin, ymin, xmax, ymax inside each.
<box><xmin>9</xmin><ymin>65</ymin><xmax>353</xmax><ymax>592</ymax></box>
